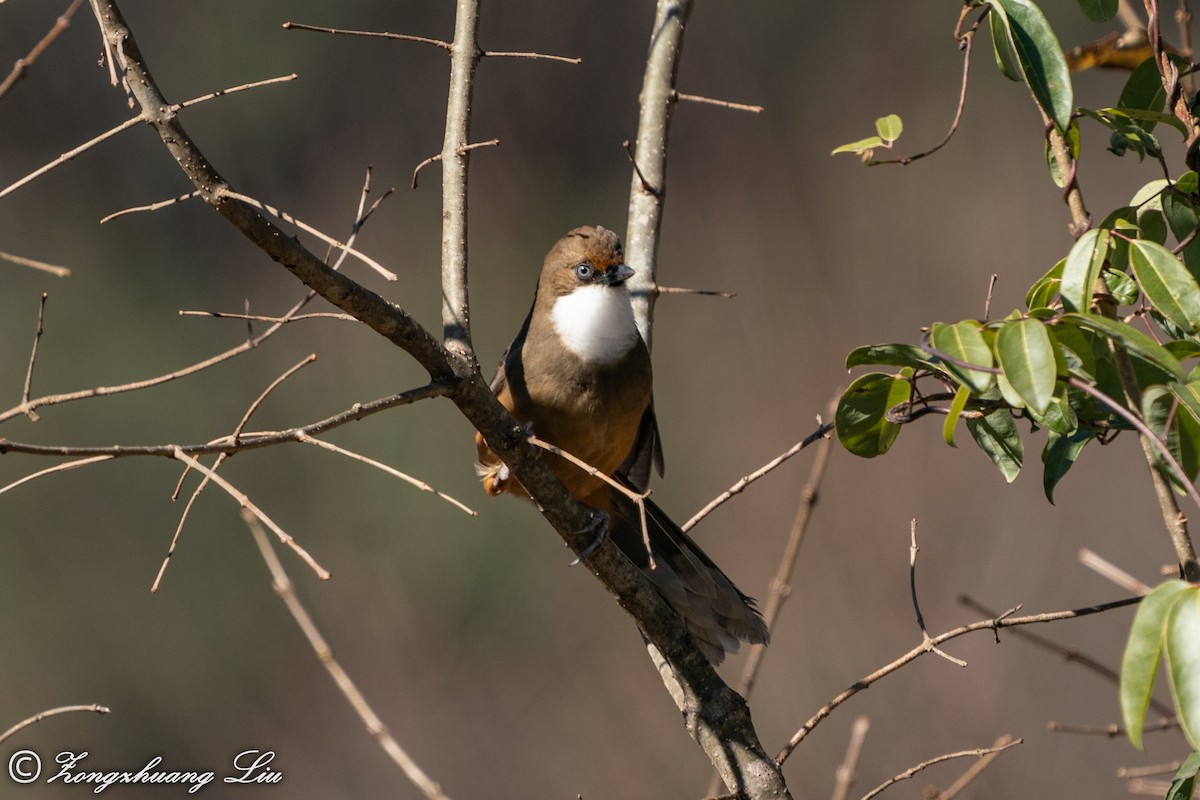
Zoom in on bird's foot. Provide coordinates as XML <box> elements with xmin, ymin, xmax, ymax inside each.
<box><xmin>569</xmin><ymin>510</ymin><xmax>609</xmax><ymax>566</ymax></box>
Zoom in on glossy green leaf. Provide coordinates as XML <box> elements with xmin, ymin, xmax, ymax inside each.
<box><xmin>966</xmin><ymin>410</ymin><xmax>1023</xmax><ymax>483</ymax></box>
<box><xmin>845</xmin><ymin>343</ymin><xmax>935</xmax><ymax>371</ymax></box>
<box><xmin>836</xmin><ymin>371</ymin><xmax>911</xmax><ymax>458</ymax></box>
<box><xmin>1140</xmin><ymin>209</ymin><xmax>1169</xmax><ymax>244</ymax></box>
<box><xmin>1103</xmin><ymin>267</ymin><xmax>1140</xmax><ymax>305</ymax></box>
<box><xmin>1162</xmin><ymin>191</ymin><xmax>1200</xmax><ymax>281</ymax></box>
<box><xmin>1132</xmin><ymin>179</ymin><xmax>1171</xmax><ymax>210</ymax></box>
<box><xmin>1130</xmin><ymin>239</ymin><xmax>1200</xmax><ymax>333</ymax></box>
<box><xmin>995</xmin><ymin>318</ymin><xmax>1057</xmax><ymax>414</ymax></box>
<box><xmin>1167</xmin><ymin>588</ymin><xmax>1200</xmax><ymax>750</ymax></box>
<box><xmin>1028</xmin><ymin>386</ymin><xmax>1079</xmax><ymax>435</ymax></box>
<box><xmin>1041</xmin><ymin>430</ymin><xmax>1091</xmax><ymax>502</ymax></box>
<box><xmin>930</xmin><ymin>321</ymin><xmax>996</xmax><ymax>393</ymax></box>
<box><xmin>988</xmin><ymin>7</ymin><xmax>1021</xmax><ymax>81</ymax></box>
<box><xmin>1166</xmin><ymin>752</ymin><xmax>1200</xmax><ymax>800</ymax></box>
<box><xmin>1059</xmin><ymin>312</ymin><xmax>1186</xmax><ymax>379</ymax></box>
<box><xmin>875</xmin><ymin>114</ymin><xmax>903</xmax><ymax>142</ymax></box>
<box><xmin>832</xmin><ymin>136</ymin><xmax>883</xmax><ymax>156</ymax></box>
<box><xmin>1173</xmin><ymin>381</ymin><xmax>1200</xmax><ymax>426</ymax></box>
<box><xmin>943</xmin><ymin>384</ymin><xmax>971</xmax><ymax>448</ymax></box>
<box><xmin>1122</xmin><ymin>579</ymin><xmax>1190</xmax><ymax>749</ymax></box>
<box><xmin>1060</xmin><ymin>228</ymin><xmax>1109</xmax><ymax>313</ymax></box>
<box><xmin>1026</xmin><ymin>257</ymin><xmax>1065</xmax><ymax>310</ymax></box>
<box><xmin>1117</xmin><ymin>56</ymin><xmax>1167</xmax><ymax>132</ymax></box>
<box><xmin>986</xmin><ymin>0</ymin><xmax>1074</xmax><ymax>131</ymax></box>
<box><xmin>1075</xmin><ymin>0</ymin><xmax>1117</xmax><ymax>21</ymax></box>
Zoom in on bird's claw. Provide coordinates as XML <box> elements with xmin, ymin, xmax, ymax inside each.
<box><xmin>569</xmin><ymin>510</ymin><xmax>609</xmax><ymax>566</ymax></box>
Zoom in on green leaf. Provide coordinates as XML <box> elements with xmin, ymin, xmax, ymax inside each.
<box><xmin>1103</xmin><ymin>267</ymin><xmax>1140</xmax><ymax>305</ymax></box>
<box><xmin>966</xmin><ymin>410</ymin><xmax>1023</xmax><ymax>482</ymax></box>
<box><xmin>1117</xmin><ymin>57</ymin><xmax>1168</xmax><ymax>132</ymax></box>
<box><xmin>1130</xmin><ymin>239</ymin><xmax>1200</xmax><ymax>333</ymax></box>
<box><xmin>943</xmin><ymin>384</ymin><xmax>971</xmax><ymax>447</ymax></box>
<box><xmin>1041</xmin><ymin>430</ymin><xmax>1091</xmax><ymax>502</ymax></box>
<box><xmin>1075</xmin><ymin>0</ymin><xmax>1117</xmax><ymax>21</ymax></box>
<box><xmin>1028</xmin><ymin>385</ymin><xmax>1079</xmax><ymax>434</ymax></box>
<box><xmin>875</xmin><ymin>114</ymin><xmax>903</xmax><ymax>143</ymax></box>
<box><xmin>1173</xmin><ymin>380</ymin><xmax>1200</xmax><ymax>426</ymax></box>
<box><xmin>988</xmin><ymin>7</ymin><xmax>1022</xmax><ymax>81</ymax></box>
<box><xmin>1026</xmin><ymin>257</ymin><xmax>1065</xmax><ymax>310</ymax></box>
<box><xmin>1059</xmin><ymin>312</ymin><xmax>1186</xmax><ymax>379</ymax></box>
<box><xmin>930</xmin><ymin>320</ymin><xmax>996</xmax><ymax>393</ymax></box>
<box><xmin>1162</xmin><ymin>190</ymin><xmax>1200</xmax><ymax>281</ymax></box>
<box><xmin>836</xmin><ymin>371</ymin><xmax>912</xmax><ymax>458</ymax></box>
<box><xmin>1166</xmin><ymin>752</ymin><xmax>1200</xmax><ymax>800</ymax></box>
<box><xmin>986</xmin><ymin>0</ymin><xmax>1075</xmax><ymax>131</ymax></box>
<box><xmin>832</xmin><ymin>136</ymin><xmax>884</xmax><ymax>156</ymax></box>
<box><xmin>1132</xmin><ymin>179</ymin><xmax>1171</xmax><ymax>210</ymax></box>
<box><xmin>1167</xmin><ymin>588</ymin><xmax>1200</xmax><ymax>750</ymax></box>
<box><xmin>995</xmin><ymin>318</ymin><xmax>1058</xmax><ymax>414</ymax></box>
<box><xmin>1122</xmin><ymin>579</ymin><xmax>1190</xmax><ymax>749</ymax></box>
<box><xmin>845</xmin><ymin>343</ymin><xmax>936</xmax><ymax>371</ymax></box>
<box><xmin>1060</xmin><ymin>228</ymin><xmax>1110</xmax><ymax>313</ymax></box>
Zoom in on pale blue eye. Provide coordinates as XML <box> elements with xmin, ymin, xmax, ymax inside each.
<box><xmin>574</xmin><ymin>263</ymin><xmax>593</xmax><ymax>279</ymax></box>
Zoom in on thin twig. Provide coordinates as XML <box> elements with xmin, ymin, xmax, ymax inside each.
<box><xmin>958</xmin><ymin>594</ymin><xmax>1173</xmax><ymax>716</ymax></box>
<box><xmin>926</xmin><ymin>735</ymin><xmax>1017</xmax><ymax>800</ymax></box>
<box><xmin>1046</xmin><ymin>717</ymin><xmax>1178</xmax><ymax>736</ymax></box>
<box><xmin>910</xmin><ymin>519</ymin><xmax>968</xmax><ymax>667</ymax></box>
<box><xmin>1118</xmin><ymin>761</ymin><xmax>1185</xmax><ymax>778</ymax></box>
<box><xmin>777</xmin><ymin>596</ymin><xmax>1142</xmax><ymax>763</ymax></box>
<box><xmin>0</xmin><ymin>0</ymin><xmax>85</xmax><ymax>99</ymax></box>
<box><xmin>656</xmin><ymin>285</ymin><xmax>737</xmax><ymax>298</ymax></box>
<box><xmin>0</xmin><ymin>456</ymin><xmax>114</xmax><ymax>497</ymax></box>
<box><xmin>683</xmin><ymin>421</ymin><xmax>833</xmax><ymax>531</ymax></box>
<box><xmin>1078</xmin><ymin>547</ymin><xmax>1154</xmax><ymax>594</ymax></box>
<box><xmin>223</xmin><ymin>191</ymin><xmax>397</xmax><ymax>281</ymax></box>
<box><xmin>858</xmin><ymin>739</ymin><xmax>1022</xmax><ymax>800</ymax></box>
<box><xmin>832</xmin><ymin>717</ymin><xmax>870</xmax><ymax>800</ymax></box>
<box><xmin>481</xmin><ymin>50</ymin><xmax>581</xmax><ymax>64</ymax></box>
<box><xmin>100</xmin><ymin>191</ymin><xmax>200</xmax><ymax>223</ymax></box>
<box><xmin>175</xmin><ymin>73</ymin><xmax>297</xmax><ymax>109</ymax></box>
<box><xmin>242</xmin><ymin>510</ymin><xmax>451</xmax><ymax>800</ymax></box>
<box><xmin>296</xmin><ymin>433</ymin><xmax>476</xmax><ymax>516</ymax></box>
<box><xmin>153</xmin><ymin>355</ymin><xmax>317</xmax><ymax>592</ymax></box>
<box><xmin>20</xmin><ymin>293</ymin><xmax>49</xmax><ymax>421</ymax></box>
<box><xmin>873</xmin><ymin>11</ymin><xmax>980</xmax><ymax>166</ymax></box>
<box><xmin>983</xmin><ymin>273</ymin><xmax>998</xmax><ymax>321</ymax></box>
<box><xmin>526</xmin><ymin>435</ymin><xmax>655</xmax><ymax>568</ymax></box>
<box><xmin>411</xmin><ymin>139</ymin><xmax>499</xmax><ymax>189</ymax></box>
<box><xmin>0</xmin><ymin>383</ymin><xmax>453</xmax><ymax>459</ymax></box>
<box><xmin>171</xmin><ymin>448</ymin><xmax>330</xmax><ymax>580</ymax></box>
<box><xmin>672</xmin><ymin>90</ymin><xmax>763</xmax><ymax>113</ymax></box>
<box><xmin>281</xmin><ymin>22</ymin><xmax>450</xmax><ymax>50</ymax></box>
<box><xmin>180</xmin><ymin>310</ymin><xmax>356</xmax><ymax>324</ymax></box>
<box><xmin>0</xmin><ymin>251</ymin><xmax>72</xmax><ymax>277</ymax></box>
<box><xmin>0</xmin><ymin>704</ymin><xmax>110</xmax><ymax>745</ymax></box>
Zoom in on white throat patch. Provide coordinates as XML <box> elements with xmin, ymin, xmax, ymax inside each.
<box><xmin>549</xmin><ymin>284</ymin><xmax>640</xmax><ymax>364</ymax></box>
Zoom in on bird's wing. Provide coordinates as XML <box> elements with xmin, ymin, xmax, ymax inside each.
<box><xmin>618</xmin><ymin>400</ymin><xmax>665</xmax><ymax>492</ymax></box>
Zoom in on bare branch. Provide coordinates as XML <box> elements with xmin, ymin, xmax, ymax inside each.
<box><xmin>171</xmin><ymin>448</ymin><xmax>330</xmax><ymax>580</ymax></box>
<box><xmin>242</xmin><ymin>510</ymin><xmax>451</xmax><ymax>800</ymax></box>
<box><xmin>100</xmin><ymin>191</ymin><xmax>200</xmax><ymax>223</ymax></box>
<box><xmin>624</xmin><ymin>0</ymin><xmax>694</xmax><ymax>349</ymax></box>
<box><xmin>19</xmin><ymin>293</ymin><xmax>49</xmax><ymax>421</ymax></box>
<box><xmin>1046</xmin><ymin>717</ymin><xmax>1178</xmax><ymax>736</ymax></box>
<box><xmin>683</xmin><ymin>421</ymin><xmax>833</xmax><ymax>531</ymax></box>
<box><xmin>175</xmin><ymin>73</ymin><xmax>297</xmax><ymax>110</ymax></box>
<box><xmin>281</xmin><ymin>21</ymin><xmax>451</xmax><ymax>51</ymax></box>
<box><xmin>223</xmin><ymin>190</ymin><xmax>398</xmax><ymax>282</ymax></box>
<box><xmin>0</xmin><ymin>455</ymin><xmax>114</xmax><ymax>498</ymax></box>
<box><xmin>673</xmin><ymin>90</ymin><xmax>763</xmax><ymax>113</ymax></box>
<box><xmin>0</xmin><ymin>251</ymin><xmax>72</xmax><ymax>278</ymax></box>
<box><xmin>1078</xmin><ymin>548</ymin><xmax>1154</xmax><ymax>594</ymax></box>
<box><xmin>179</xmin><ymin>310</ymin><xmax>356</xmax><ymax>324</ymax></box>
<box><xmin>859</xmin><ymin>738</ymin><xmax>1022</xmax><ymax>800</ymax></box>
<box><xmin>297</xmin><ymin>432</ymin><xmax>476</xmax><ymax>516</ymax></box>
<box><xmin>831</xmin><ymin>717</ymin><xmax>870</xmax><ymax>800</ymax></box>
<box><xmin>0</xmin><ymin>704</ymin><xmax>110</xmax><ymax>745</ymax></box>
<box><xmin>481</xmin><ymin>50</ymin><xmax>581</xmax><ymax>64</ymax></box>
<box><xmin>777</xmin><ymin>595</ymin><xmax>1142</xmax><ymax>763</ymax></box>
<box><xmin>656</xmin><ymin>285</ymin><xmax>736</xmax><ymax>298</ymax></box>
<box><xmin>927</xmin><ymin>735</ymin><xmax>1018</xmax><ymax>800</ymax></box>
<box><xmin>0</xmin><ymin>115</ymin><xmax>143</xmax><ymax>200</ymax></box>
<box><xmin>0</xmin><ymin>0</ymin><xmax>85</xmax><ymax>99</ymax></box>
<box><xmin>411</xmin><ymin>139</ymin><xmax>499</xmax><ymax>190</ymax></box>
<box><xmin>910</xmin><ymin>520</ymin><xmax>968</xmax><ymax>667</ymax></box>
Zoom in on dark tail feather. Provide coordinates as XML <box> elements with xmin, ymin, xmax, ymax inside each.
<box><xmin>609</xmin><ymin>493</ymin><xmax>768</xmax><ymax>665</ymax></box>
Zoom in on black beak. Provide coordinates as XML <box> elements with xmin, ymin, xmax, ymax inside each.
<box><xmin>604</xmin><ymin>263</ymin><xmax>635</xmax><ymax>287</ymax></box>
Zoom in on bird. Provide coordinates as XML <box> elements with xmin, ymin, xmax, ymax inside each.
<box><xmin>474</xmin><ymin>225</ymin><xmax>768</xmax><ymax>664</ymax></box>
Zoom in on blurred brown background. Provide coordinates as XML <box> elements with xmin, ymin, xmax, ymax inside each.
<box><xmin>0</xmin><ymin>1</ymin><xmax>1188</xmax><ymax>797</ymax></box>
